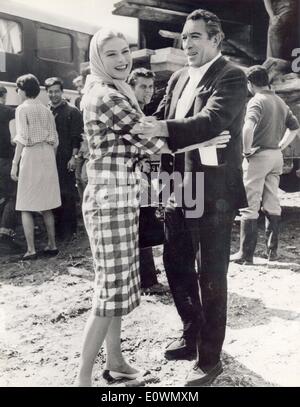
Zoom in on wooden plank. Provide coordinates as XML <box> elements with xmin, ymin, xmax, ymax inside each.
<box><xmin>114</xmin><ymin>0</ymin><xmax>257</xmax><ymax>14</ymax></box>
<box><xmin>158</xmin><ymin>30</ymin><xmax>181</xmax><ymax>40</ymax></box>
<box><xmin>113</xmin><ymin>0</ymin><xmax>260</xmax><ymax>25</ymax></box>
<box><xmin>131</xmin><ymin>48</ymin><xmax>156</xmax><ymax>62</ymax></box>
<box><xmin>226</xmin><ymin>39</ymin><xmax>261</xmax><ymax>61</ymax></box>
<box><xmin>113</xmin><ymin>2</ymin><xmax>188</xmax><ymax>24</ymax></box>
<box><xmin>114</xmin><ymin>0</ymin><xmax>195</xmax><ymax>14</ymax></box>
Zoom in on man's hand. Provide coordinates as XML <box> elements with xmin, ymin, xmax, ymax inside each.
<box><xmin>243</xmin><ymin>146</ymin><xmax>260</xmax><ymax>160</ymax></box>
<box><xmin>131</xmin><ymin>117</ymin><xmax>168</xmax><ymax>139</ymax></box>
<box><xmin>139</xmin><ymin>159</ymin><xmax>151</xmax><ymax>174</ymax></box>
<box><xmin>67</xmin><ymin>156</ymin><xmax>76</xmax><ymax>172</ymax></box>
<box><xmin>270</xmin><ymin>14</ymin><xmax>280</xmax><ymax>25</ymax></box>
<box><xmin>10</xmin><ymin>163</ymin><xmax>18</xmax><ymax>181</ymax></box>
<box><xmin>175</xmin><ymin>131</ymin><xmax>231</xmax><ymax>154</ymax></box>
<box><xmin>201</xmin><ymin>131</ymin><xmax>231</xmax><ymax>149</ymax></box>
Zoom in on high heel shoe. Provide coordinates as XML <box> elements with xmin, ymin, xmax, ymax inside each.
<box><xmin>102</xmin><ymin>369</ymin><xmax>140</xmax><ymax>384</ymax></box>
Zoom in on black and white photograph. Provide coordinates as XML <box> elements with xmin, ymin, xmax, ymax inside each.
<box><xmin>0</xmin><ymin>0</ymin><xmax>300</xmax><ymax>389</ymax></box>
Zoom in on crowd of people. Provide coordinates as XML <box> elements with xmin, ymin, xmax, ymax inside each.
<box><xmin>0</xmin><ymin>73</ymin><xmax>83</xmax><ymax>259</ymax></box>
<box><xmin>0</xmin><ymin>6</ymin><xmax>299</xmax><ymax>387</ymax></box>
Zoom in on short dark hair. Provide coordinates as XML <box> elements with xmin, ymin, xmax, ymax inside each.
<box><xmin>246</xmin><ymin>66</ymin><xmax>270</xmax><ymax>87</ymax></box>
<box><xmin>45</xmin><ymin>77</ymin><xmax>64</xmax><ymax>91</ymax></box>
<box><xmin>127</xmin><ymin>68</ymin><xmax>155</xmax><ymax>87</ymax></box>
<box><xmin>186</xmin><ymin>9</ymin><xmax>225</xmax><ymax>44</ymax></box>
<box><xmin>16</xmin><ymin>74</ymin><xmax>40</xmax><ymax>98</ymax></box>
<box><xmin>0</xmin><ymin>86</ymin><xmax>7</xmax><ymax>98</ymax></box>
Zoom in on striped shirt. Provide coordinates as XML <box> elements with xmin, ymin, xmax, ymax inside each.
<box><xmin>83</xmin><ymin>84</ymin><xmax>164</xmax><ymax>185</ymax></box>
<box><xmin>14</xmin><ymin>99</ymin><xmax>59</xmax><ymax>147</ymax></box>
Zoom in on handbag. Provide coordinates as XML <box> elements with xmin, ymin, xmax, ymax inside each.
<box><xmin>139</xmin><ymin>206</ymin><xmax>165</xmax><ymax>249</ymax></box>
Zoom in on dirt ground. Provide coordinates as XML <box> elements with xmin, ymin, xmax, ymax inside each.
<box><xmin>1</xmin><ymin>190</ymin><xmax>300</xmax><ymax>388</ymax></box>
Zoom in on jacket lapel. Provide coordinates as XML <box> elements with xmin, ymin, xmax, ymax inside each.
<box><xmin>168</xmin><ymin>56</ymin><xmax>228</xmax><ymax>118</ymax></box>
<box><xmin>191</xmin><ymin>56</ymin><xmax>228</xmax><ymax>116</ymax></box>
<box><xmin>196</xmin><ymin>56</ymin><xmax>227</xmax><ymax>91</ymax></box>
<box><xmin>168</xmin><ymin>68</ymin><xmax>189</xmax><ymax>119</ymax></box>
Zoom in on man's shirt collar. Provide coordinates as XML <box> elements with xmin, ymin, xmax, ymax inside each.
<box><xmin>188</xmin><ymin>52</ymin><xmax>222</xmax><ymax>83</ymax></box>
<box><xmin>49</xmin><ymin>99</ymin><xmax>67</xmax><ymax>111</ymax></box>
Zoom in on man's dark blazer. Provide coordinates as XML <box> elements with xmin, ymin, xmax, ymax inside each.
<box><xmin>156</xmin><ymin>56</ymin><xmax>248</xmax><ymax>215</ymax></box>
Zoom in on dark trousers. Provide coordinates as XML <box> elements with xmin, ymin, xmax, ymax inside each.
<box><xmin>139</xmin><ymin>247</ymin><xmax>158</xmax><ymax>288</ymax></box>
<box><xmin>0</xmin><ymin>158</ymin><xmax>18</xmax><ymax>236</ymax></box>
<box><xmin>53</xmin><ymin>191</ymin><xmax>77</xmax><ymax>239</ymax></box>
<box><xmin>163</xmin><ymin>207</ymin><xmax>234</xmax><ymax>367</ymax></box>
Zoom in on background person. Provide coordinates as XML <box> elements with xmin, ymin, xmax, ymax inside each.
<box><xmin>128</xmin><ymin>68</ymin><xmax>168</xmax><ymax>295</ymax></box>
<box><xmin>45</xmin><ymin>77</ymin><xmax>83</xmax><ymax>241</ymax></box>
<box><xmin>11</xmin><ymin>74</ymin><xmax>61</xmax><ymax>260</ymax></box>
<box><xmin>73</xmin><ymin>75</ymin><xmax>84</xmax><ymax>111</ymax></box>
<box><xmin>0</xmin><ymin>86</ymin><xmax>22</xmax><ymax>254</ymax></box>
<box><xmin>231</xmin><ymin>65</ymin><xmax>299</xmax><ymax>263</ymax></box>
<box><xmin>74</xmin><ymin>68</ymin><xmax>91</xmax><ymax>207</ymax></box>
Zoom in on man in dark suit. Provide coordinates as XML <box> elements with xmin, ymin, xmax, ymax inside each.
<box><xmin>133</xmin><ymin>9</ymin><xmax>248</xmax><ymax>386</ymax></box>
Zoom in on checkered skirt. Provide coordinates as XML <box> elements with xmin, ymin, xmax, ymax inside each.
<box><xmin>83</xmin><ymin>182</ymin><xmax>141</xmax><ymax>317</ymax></box>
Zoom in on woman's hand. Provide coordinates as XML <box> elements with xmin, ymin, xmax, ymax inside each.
<box><xmin>11</xmin><ymin>163</ymin><xmax>18</xmax><ymax>181</ymax></box>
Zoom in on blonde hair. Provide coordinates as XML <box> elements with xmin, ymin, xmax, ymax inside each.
<box><xmin>91</xmin><ymin>28</ymin><xmax>128</xmax><ymax>60</ymax></box>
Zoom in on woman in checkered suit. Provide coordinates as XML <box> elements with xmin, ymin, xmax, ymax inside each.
<box><xmin>76</xmin><ymin>28</ymin><xmax>230</xmax><ymax>386</ymax></box>
<box><xmin>75</xmin><ymin>28</ymin><xmax>167</xmax><ymax>386</ymax></box>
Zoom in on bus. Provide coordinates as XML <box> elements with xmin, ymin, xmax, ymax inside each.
<box><xmin>0</xmin><ymin>1</ymin><xmax>100</xmax><ymax>105</ymax></box>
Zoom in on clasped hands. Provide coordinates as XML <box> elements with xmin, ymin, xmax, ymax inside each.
<box><xmin>131</xmin><ymin>116</ymin><xmax>231</xmax><ymax>150</ymax></box>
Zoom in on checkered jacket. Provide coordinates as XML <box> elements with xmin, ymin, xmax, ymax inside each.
<box><xmin>83</xmin><ymin>84</ymin><xmax>164</xmax><ymax>185</ymax></box>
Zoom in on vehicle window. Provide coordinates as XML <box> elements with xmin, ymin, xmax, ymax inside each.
<box><xmin>37</xmin><ymin>28</ymin><xmax>72</xmax><ymax>62</ymax></box>
<box><xmin>0</xmin><ymin>18</ymin><xmax>22</xmax><ymax>54</ymax></box>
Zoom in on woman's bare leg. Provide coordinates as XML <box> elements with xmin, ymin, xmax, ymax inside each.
<box><xmin>21</xmin><ymin>211</ymin><xmax>36</xmax><ymax>255</ymax></box>
<box><xmin>41</xmin><ymin>210</ymin><xmax>57</xmax><ymax>249</ymax></box>
<box><xmin>76</xmin><ymin>314</ymin><xmax>112</xmax><ymax>386</ymax></box>
<box><xmin>105</xmin><ymin>317</ymin><xmax>139</xmax><ymax>374</ymax></box>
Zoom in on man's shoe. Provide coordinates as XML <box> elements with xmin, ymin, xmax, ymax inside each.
<box><xmin>268</xmin><ymin>249</ymin><xmax>278</xmax><ymax>261</ymax></box>
<box><xmin>230</xmin><ymin>219</ymin><xmax>258</xmax><ymax>265</ymax></box>
<box><xmin>230</xmin><ymin>251</ymin><xmax>253</xmax><ymax>265</ymax></box>
<box><xmin>165</xmin><ymin>337</ymin><xmax>197</xmax><ymax>360</ymax></box>
<box><xmin>185</xmin><ymin>361</ymin><xmax>223</xmax><ymax>387</ymax></box>
<box><xmin>141</xmin><ymin>283</ymin><xmax>169</xmax><ymax>295</ymax></box>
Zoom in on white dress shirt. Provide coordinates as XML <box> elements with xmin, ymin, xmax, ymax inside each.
<box><xmin>175</xmin><ymin>53</ymin><xmax>222</xmax><ymax>165</ymax></box>
<box><xmin>176</xmin><ymin>53</ymin><xmax>222</xmax><ymax>119</ymax></box>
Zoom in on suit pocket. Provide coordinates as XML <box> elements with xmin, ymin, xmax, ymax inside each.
<box><xmin>225</xmin><ymin>167</ymin><xmax>248</xmax><ymax>211</ymax></box>
<box><xmin>202</xmin><ymin>163</ymin><xmax>230</xmax><ymax>212</ymax></box>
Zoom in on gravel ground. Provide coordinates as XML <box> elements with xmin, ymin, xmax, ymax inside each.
<box><xmin>1</xmin><ymin>190</ymin><xmax>299</xmax><ymax>387</ymax></box>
